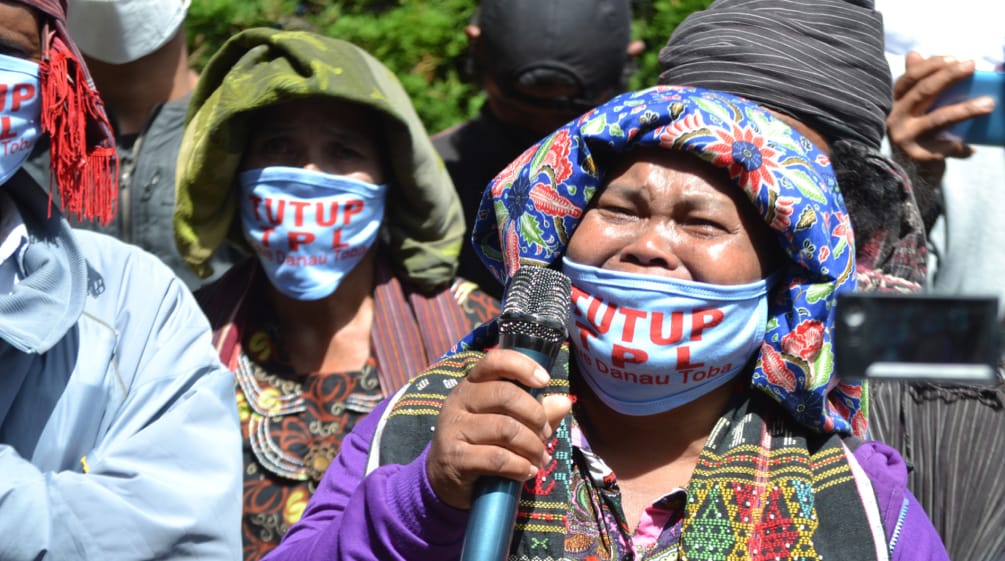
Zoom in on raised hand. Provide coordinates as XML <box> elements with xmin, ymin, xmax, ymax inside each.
<box><xmin>887</xmin><ymin>52</ymin><xmax>996</xmax><ymax>186</ymax></box>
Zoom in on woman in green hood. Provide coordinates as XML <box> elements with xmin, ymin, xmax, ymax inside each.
<box><xmin>174</xmin><ymin>28</ymin><xmax>498</xmax><ymax>561</ymax></box>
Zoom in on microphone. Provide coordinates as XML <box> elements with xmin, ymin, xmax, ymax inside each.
<box><xmin>459</xmin><ymin>266</ymin><xmax>571</xmax><ymax>561</ymax></box>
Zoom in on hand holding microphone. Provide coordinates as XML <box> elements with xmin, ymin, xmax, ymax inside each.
<box><xmin>424</xmin><ymin>267</ymin><xmax>572</xmax><ymax>561</ymax></box>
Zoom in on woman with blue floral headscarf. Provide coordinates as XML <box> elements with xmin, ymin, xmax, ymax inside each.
<box><xmin>263</xmin><ymin>86</ymin><xmax>947</xmax><ymax>561</ymax></box>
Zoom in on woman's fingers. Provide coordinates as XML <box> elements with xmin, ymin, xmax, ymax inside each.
<box><xmin>891</xmin><ymin>57</ymin><xmax>973</xmax><ymax>119</ymax></box>
<box><xmin>446</xmin><ymin>412</ymin><xmax>551</xmax><ymax>473</ymax></box>
<box><xmin>448</xmin><ymin>380</ymin><xmax>553</xmax><ymax>440</ymax></box>
<box><xmin>428</xmin><ymin>400</ymin><xmax>552</xmax><ymax>509</ymax></box>
<box><xmin>542</xmin><ymin>394</ymin><xmax>573</xmax><ymax>432</ymax></box>
<box><xmin>426</xmin><ymin>349</ymin><xmax>560</xmax><ymax>509</ymax></box>
<box><xmin>466</xmin><ymin>348</ymin><xmax>552</xmax><ymax>388</ymax></box>
<box><xmin>888</xmin><ymin>53</ymin><xmax>992</xmax><ymax>163</ymax></box>
<box><xmin>890</xmin><ymin>54</ymin><xmax>932</xmax><ymax>100</ymax></box>
<box><xmin>892</xmin><ymin>53</ymin><xmax>968</xmax><ymax>104</ymax></box>
<box><xmin>890</xmin><ymin>100</ymin><xmax>989</xmax><ymax>161</ymax></box>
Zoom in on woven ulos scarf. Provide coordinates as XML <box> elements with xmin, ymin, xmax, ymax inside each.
<box><xmin>374</xmin><ymin>345</ymin><xmax>888</xmax><ymax>561</ymax></box>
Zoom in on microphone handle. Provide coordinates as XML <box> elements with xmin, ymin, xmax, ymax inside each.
<box><xmin>460</xmin><ymin>477</ymin><xmax>523</xmax><ymax>561</ymax></box>
<box><xmin>459</xmin><ymin>347</ymin><xmax>553</xmax><ymax>561</ymax></box>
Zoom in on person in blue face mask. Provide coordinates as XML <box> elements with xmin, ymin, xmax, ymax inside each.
<box><xmin>172</xmin><ymin>28</ymin><xmax>501</xmax><ymax>561</ymax></box>
<box><xmin>263</xmin><ymin>86</ymin><xmax>949</xmax><ymax>561</ymax></box>
<box><xmin>0</xmin><ymin>0</ymin><xmax>243</xmax><ymax>559</ymax></box>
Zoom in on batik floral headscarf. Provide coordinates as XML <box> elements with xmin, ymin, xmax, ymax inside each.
<box><xmin>465</xmin><ymin>85</ymin><xmax>865</xmax><ymax>436</ymax></box>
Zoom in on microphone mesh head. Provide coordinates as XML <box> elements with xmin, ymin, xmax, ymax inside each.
<box><xmin>499</xmin><ymin>266</ymin><xmax>571</xmax><ymax>342</ymax></box>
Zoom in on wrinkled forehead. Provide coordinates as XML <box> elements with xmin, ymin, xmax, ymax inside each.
<box><xmin>252</xmin><ymin>98</ymin><xmax>376</xmax><ymax>130</ymax></box>
<box><xmin>240</xmin><ymin>97</ymin><xmax>387</xmax><ymax>166</ymax></box>
<box><xmin>602</xmin><ymin>146</ymin><xmax>732</xmax><ymax>187</ymax></box>
<box><xmin>469</xmin><ymin>86</ymin><xmax>847</xmax><ymax>285</ymax></box>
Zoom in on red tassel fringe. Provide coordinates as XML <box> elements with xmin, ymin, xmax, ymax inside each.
<box><xmin>39</xmin><ymin>39</ymin><xmax>118</xmax><ymax>225</ymax></box>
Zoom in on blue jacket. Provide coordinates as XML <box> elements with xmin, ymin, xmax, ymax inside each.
<box><xmin>0</xmin><ymin>173</ymin><xmax>242</xmax><ymax>560</ymax></box>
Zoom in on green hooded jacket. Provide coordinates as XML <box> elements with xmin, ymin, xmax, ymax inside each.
<box><xmin>174</xmin><ymin>28</ymin><xmax>464</xmax><ymax>291</ymax></box>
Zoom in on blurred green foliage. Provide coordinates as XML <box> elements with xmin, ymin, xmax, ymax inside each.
<box><xmin>185</xmin><ymin>0</ymin><xmax>713</xmax><ymax>134</ymax></box>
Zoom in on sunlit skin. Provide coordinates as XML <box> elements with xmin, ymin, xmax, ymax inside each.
<box><xmin>239</xmin><ymin>98</ymin><xmax>387</xmax><ymax>374</ymax></box>
<box><xmin>427</xmin><ymin>149</ymin><xmax>786</xmax><ymax>534</ymax></box>
<box><xmin>566</xmin><ymin>148</ymin><xmax>781</xmax><ymax>285</ymax></box>
<box><xmin>0</xmin><ymin>1</ymin><xmax>42</xmax><ymax>64</ymax></box>
<box><xmin>887</xmin><ymin>52</ymin><xmax>995</xmax><ymax>188</ymax></box>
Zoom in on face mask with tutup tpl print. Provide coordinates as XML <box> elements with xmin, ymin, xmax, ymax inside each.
<box><xmin>238</xmin><ymin>166</ymin><xmax>387</xmax><ymax>301</ymax></box>
<box><xmin>0</xmin><ymin>54</ymin><xmax>40</xmax><ymax>186</ymax></box>
<box><xmin>563</xmin><ymin>256</ymin><xmax>778</xmax><ymax>416</ymax></box>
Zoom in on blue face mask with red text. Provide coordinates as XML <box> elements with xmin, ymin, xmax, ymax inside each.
<box><xmin>563</xmin><ymin>256</ymin><xmax>776</xmax><ymax>416</ymax></box>
<box><xmin>238</xmin><ymin>166</ymin><xmax>387</xmax><ymax>301</ymax></box>
<box><xmin>0</xmin><ymin>54</ymin><xmax>41</xmax><ymax>186</ymax></box>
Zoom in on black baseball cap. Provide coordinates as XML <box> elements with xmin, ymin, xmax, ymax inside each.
<box><xmin>475</xmin><ymin>0</ymin><xmax>633</xmax><ymax>111</ymax></box>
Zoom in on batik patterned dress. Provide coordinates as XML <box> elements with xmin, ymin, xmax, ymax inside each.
<box><xmin>197</xmin><ymin>257</ymin><xmax>498</xmax><ymax>561</ymax></box>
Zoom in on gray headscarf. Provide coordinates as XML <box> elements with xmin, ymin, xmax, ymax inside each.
<box><xmin>658</xmin><ymin>0</ymin><xmax>891</xmax><ymax>150</ymax></box>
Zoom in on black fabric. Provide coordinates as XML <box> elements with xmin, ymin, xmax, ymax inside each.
<box><xmin>658</xmin><ymin>0</ymin><xmax>892</xmax><ymax>150</ymax></box>
<box><xmin>831</xmin><ymin>140</ymin><xmax>904</xmax><ymax>243</ymax></box>
<box><xmin>475</xmin><ymin>0</ymin><xmax>631</xmax><ymax>103</ymax></box>
<box><xmin>376</xmin><ymin>350</ymin><xmax>481</xmax><ymax>468</ymax></box>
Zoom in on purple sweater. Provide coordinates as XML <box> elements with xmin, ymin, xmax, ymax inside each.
<box><xmin>264</xmin><ymin>398</ymin><xmax>949</xmax><ymax>561</ymax></box>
